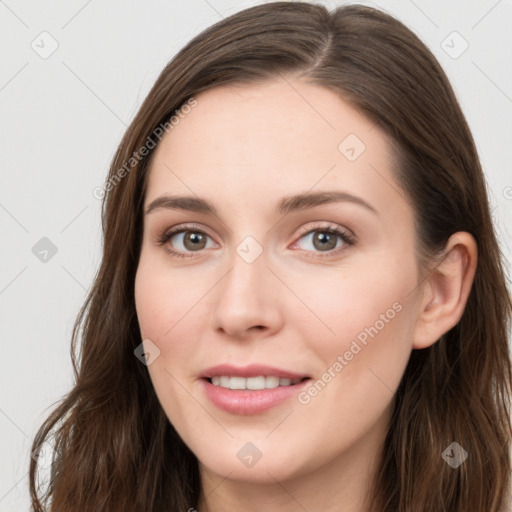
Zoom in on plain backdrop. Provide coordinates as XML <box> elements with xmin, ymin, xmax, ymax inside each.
<box><xmin>1</xmin><ymin>0</ymin><xmax>511</xmax><ymax>509</ymax></box>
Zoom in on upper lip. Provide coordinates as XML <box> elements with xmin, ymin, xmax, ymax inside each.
<box><xmin>200</xmin><ymin>364</ymin><xmax>310</xmax><ymax>380</ymax></box>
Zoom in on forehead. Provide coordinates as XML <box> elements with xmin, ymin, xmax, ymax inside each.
<box><xmin>156</xmin><ymin>78</ymin><xmax>383</xmax><ymax>164</ymax></box>
<box><xmin>144</xmin><ymin>78</ymin><xmax>404</xmax><ymax>220</ymax></box>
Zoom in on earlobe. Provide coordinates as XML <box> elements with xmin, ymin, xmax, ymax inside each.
<box><xmin>412</xmin><ymin>232</ymin><xmax>478</xmax><ymax>350</ymax></box>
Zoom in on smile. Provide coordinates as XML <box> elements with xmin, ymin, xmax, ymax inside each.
<box><xmin>199</xmin><ymin>364</ymin><xmax>312</xmax><ymax>414</ymax></box>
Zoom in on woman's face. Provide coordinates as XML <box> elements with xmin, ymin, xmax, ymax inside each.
<box><xmin>135</xmin><ymin>77</ymin><xmax>424</xmax><ymax>484</ymax></box>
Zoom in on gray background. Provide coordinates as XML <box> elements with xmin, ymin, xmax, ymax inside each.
<box><xmin>1</xmin><ymin>0</ymin><xmax>511</xmax><ymax>509</ymax></box>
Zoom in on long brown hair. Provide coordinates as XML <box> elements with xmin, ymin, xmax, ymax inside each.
<box><xmin>30</xmin><ymin>3</ymin><xmax>512</xmax><ymax>511</ymax></box>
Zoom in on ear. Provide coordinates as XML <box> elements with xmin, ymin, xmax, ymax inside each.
<box><xmin>412</xmin><ymin>232</ymin><xmax>478</xmax><ymax>350</ymax></box>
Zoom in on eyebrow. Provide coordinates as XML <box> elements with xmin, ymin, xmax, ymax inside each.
<box><xmin>145</xmin><ymin>190</ymin><xmax>378</xmax><ymax>216</ymax></box>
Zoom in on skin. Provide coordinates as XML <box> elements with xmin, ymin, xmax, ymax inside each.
<box><xmin>134</xmin><ymin>76</ymin><xmax>477</xmax><ymax>512</ymax></box>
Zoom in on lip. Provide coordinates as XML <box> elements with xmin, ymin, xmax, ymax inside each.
<box><xmin>200</xmin><ymin>364</ymin><xmax>308</xmax><ymax>380</ymax></box>
<box><xmin>199</xmin><ymin>364</ymin><xmax>311</xmax><ymax>415</ymax></box>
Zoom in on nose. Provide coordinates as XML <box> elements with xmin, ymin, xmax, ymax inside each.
<box><xmin>210</xmin><ymin>249</ymin><xmax>283</xmax><ymax>341</ymax></box>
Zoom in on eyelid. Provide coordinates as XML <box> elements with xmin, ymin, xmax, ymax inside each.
<box><xmin>294</xmin><ymin>221</ymin><xmax>354</xmax><ymax>239</ymax></box>
<box><xmin>159</xmin><ymin>223</ymin><xmax>218</xmax><ymax>245</ymax></box>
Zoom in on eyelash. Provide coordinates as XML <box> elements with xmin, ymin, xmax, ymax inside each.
<box><xmin>156</xmin><ymin>222</ymin><xmax>356</xmax><ymax>259</ymax></box>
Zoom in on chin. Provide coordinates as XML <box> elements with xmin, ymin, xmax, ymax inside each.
<box><xmin>190</xmin><ymin>433</ymin><xmax>325</xmax><ymax>484</ymax></box>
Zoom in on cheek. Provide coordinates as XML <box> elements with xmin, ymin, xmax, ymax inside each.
<box><xmin>134</xmin><ymin>255</ymin><xmax>219</xmax><ymax>412</ymax></box>
<box><xmin>295</xmin><ymin>257</ymin><xmax>417</xmax><ymax>384</ymax></box>
<box><xmin>134</xmin><ymin>259</ymin><xmax>206</xmax><ymax>419</ymax></box>
<box><xmin>134</xmin><ymin>254</ymin><xmax>208</xmax><ymax>343</ymax></box>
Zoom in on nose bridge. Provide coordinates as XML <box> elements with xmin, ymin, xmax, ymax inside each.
<box><xmin>211</xmin><ymin>238</ymin><xmax>281</xmax><ymax>337</ymax></box>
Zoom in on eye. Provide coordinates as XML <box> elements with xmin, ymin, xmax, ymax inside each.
<box><xmin>156</xmin><ymin>223</ymin><xmax>216</xmax><ymax>258</ymax></box>
<box><xmin>156</xmin><ymin>222</ymin><xmax>355</xmax><ymax>259</ymax></box>
<box><xmin>291</xmin><ymin>223</ymin><xmax>355</xmax><ymax>257</ymax></box>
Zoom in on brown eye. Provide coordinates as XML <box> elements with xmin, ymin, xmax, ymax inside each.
<box><xmin>180</xmin><ymin>231</ymin><xmax>207</xmax><ymax>251</ymax></box>
<box><xmin>168</xmin><ymin>230</ymin><xmax>213</xmax><ymax>252</ymax></box>
<box><xmin>157</xmin><ymin>224</ymin><xmax>216</xmax><ymax>258</ymax></box>
<box><xmin>294</xmin><ymin>227</ymin><xmax>353</xmax><ymax>254</ymax></box>
<box><xmin>311</xmin><ymin>231</ymin><xmax>338</xmax><ymax>251</ymax></box>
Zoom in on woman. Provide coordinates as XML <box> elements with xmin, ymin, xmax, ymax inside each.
<box><xmin>30</xmin><ymin>2</ymin><xmax>512</xmax><ymax>511</ymax></box>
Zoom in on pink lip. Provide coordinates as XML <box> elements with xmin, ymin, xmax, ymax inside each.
<box><xmin>201</xmin><ymin>379</ymin><xmax>310</xmax><ymax>415</ymax></box>
<box><xmin>200</xmin><ymin>364</ymin><xmax>307</xmax><ymax>380</ymax></box>
<box><xmin>199</xmin><ymin>364</ymin><xmax>311</xmax><ymax>415</ymax></box>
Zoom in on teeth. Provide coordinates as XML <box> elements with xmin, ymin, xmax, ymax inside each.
<box><xmin>265</xmin><ymin>376</ymin><xmax>280</xmax><ymax>388</ymax></box>
<box><xmin>247</xmin><ymin>376</ymin><xmax>265</xmax><ymax>390</ymax></box>
<box><xmin>209</xmin><ymin>376</ymin><xmax>303</xmax><ymax>390</ymax></box>
<box><xmin>229</xmin><ymin>376</ymin><xmax>246</xmax><ymax>390</ymax></box>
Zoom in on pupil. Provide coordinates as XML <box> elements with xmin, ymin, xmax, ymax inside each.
<box><xmin>315</xmin><ymin>232</ymin><xmax>335</xmax><ymax>250</ymax></box>
<box><xmin>186</xmin><ymin>232</ymin><xmax>204</xmax><ymax>249</ymax></box>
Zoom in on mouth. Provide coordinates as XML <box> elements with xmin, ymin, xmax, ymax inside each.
<box><xmin>199</xmin><ymin>364</ymin><xmax>312</xmax><ymax>414</ymax></box>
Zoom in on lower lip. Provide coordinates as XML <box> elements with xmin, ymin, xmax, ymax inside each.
<box><xmin>201</xmin><ymin>378</ymin><xmax>310</xmax><ymax>415</ymax></box>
